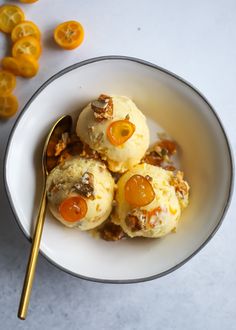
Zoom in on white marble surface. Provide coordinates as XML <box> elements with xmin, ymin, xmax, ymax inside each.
<box><xmin>0</xmin><ymin>0</ymin><xmax>236</xmax><ymax>329</ymax></box>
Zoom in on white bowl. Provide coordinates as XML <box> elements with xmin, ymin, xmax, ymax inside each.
<box><xmin>4</xmin><ymin>56</ymin><xmax>233</xmax><ymax>283</ymax></box>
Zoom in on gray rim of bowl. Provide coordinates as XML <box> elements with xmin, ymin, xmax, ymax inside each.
<box><xmin>4</xmin><ymin>55</ymin><xmax>234</xmax><ymax>284</ymax></box>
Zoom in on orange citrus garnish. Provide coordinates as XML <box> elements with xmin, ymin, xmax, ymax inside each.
<box><xmin>59</xmin><ymin>196</ymin><xmax>88</xmax><ymax>222</ymax></box>
<box><xmin>19</xmin><ymin>0</ymin><xmax>39</xmax><ymax>3</ymax></box>
<box><xmin>107</xmin><ymin>120</ymin><xmax>135</xmax><ymax>146</ymax></box>
<box><xmin>0</xmin><ymin>5</ymin><xmax>25</xmax><ymax>33</ymax></box>
<box><xmin>16</xmin><ymin>54</ymin><xmax>39</xmax><ymax>78</ymax></box>
<box><xmin>0</xmin><ymin>94</ymin><xmax>18</xmax><ymax>118</ymax></box>
<box><xmin>11</xmin><ymin>20</ymin><xmax>41</xmax><ymax>42</ymax></box>
<box><xmin>0</xmin><ymin>70</ymin><xmax>16</xmax><ymax>95</ymax></box>
<box><xmin>2</xmin><ymin>55</ymin><xmax>39</xmax><ymax>78</ymax></box>
<box><xmin>124</xmin><ymin>175</ymin><xmax>155</xmax><ymax>207</ymax></box>
<box><xmin>12</xmin><ymin>36</ymin><xmax>41</xmax><ymax>59</ymax></box>
<box><xmin>54</xmin><ymin>21</ymin><xmax>84</xmax><ymax>50</ymax></box>
<box><xmin>2</xmin><ymin>57</ymin><xmax>21</xmax><ymax>76</ymax></box>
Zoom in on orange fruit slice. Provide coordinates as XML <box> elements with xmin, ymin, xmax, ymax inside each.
<box><xmin>19</xmin><ymin>0</ymin><xmax>39</xmax><ymax>3</ymax></box>
<box><xmin>107</xmin><ymin>120</ymin><xmax>135</xmax><ymax>146</ymax></box>
<box><xmin>2</xmin><ymin>55</ymin><xmax>39</xmax><ymax>78</ymax></box>
<box><xmin>0</xmin><ymin>70</ymin><xmax>16</xmax><ymax>95</ymax></box>
<box><xmin>0</xmin><ymin>94</ymin><xmax>18</xmax><ymax>118</ymax></box>
<box><xmin>11</xmin><ymin>20</ymin><xmax>41</xmax><ymax>42</ymax></box>
<box><xmin>12</xmin><ymin>36</ymin><xmax>41</xmax><ymax>59</ymax></box>
<box><xmin>124</xmin><ymin>175</ymin><xmax>155</xmax><ymax>207</ymax></box>
<box><xmin>59</xmin><ymin>196</ymin><xmax>88</xmax><ymax>222</ymax></box>
<box><xmin>17</xmin><ymin>54</ymin><xmax>39</xmax><ymax>78</ymax></box>
<box><xmin>0</xmin><ymin>5</ymin><xmax>25</xmax><ymax>33</ymax></box>
<box><xmin>2</xmin><ymin>57</ymin><xmax>21</xmax><ymax>76</ymax></box>
<box><xmin>54</xmin><ymin>21</ymin><xmax>84</xmax><ymax>50</ymax></box>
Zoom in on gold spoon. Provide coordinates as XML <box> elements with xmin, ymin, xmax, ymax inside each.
<box><xmin>18</xmin><ymin>115</ymin><xmax>72</xmax><ymax>320</ymax></box>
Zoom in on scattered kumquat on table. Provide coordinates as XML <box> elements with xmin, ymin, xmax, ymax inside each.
<box><xmin>0</xmin><ymin>2</ymin><xmax>85</xmax><ymax>118</ymax></box>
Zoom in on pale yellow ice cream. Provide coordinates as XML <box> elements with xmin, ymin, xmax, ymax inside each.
<box><xmin>76</xmin><ymin>95</ymin><xmax>150</xmax><ymax>172</ymax></box>
<box><xmin>114</xmin><ymin>163</ymin><xmax>189</xmax><ymax>238</ymax></box>
<box><xmin>46</xmin><ymin>157</ymin><xmax>115</xmax><ymax>230</ymax></box>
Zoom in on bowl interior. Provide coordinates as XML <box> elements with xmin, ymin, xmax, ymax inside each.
<box><xmin>5</xmin><ymin>57</ymin><xmax>232</xmax><ymax>282</ymax></box>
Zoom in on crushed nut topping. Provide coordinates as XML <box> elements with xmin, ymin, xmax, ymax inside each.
<box><xmin>74</xmin><ymin>172</ymin><xmax>95</xmax><ymax>199</ymax></box>
<box><xmin>99</xmin><ymin>221</ymin><xmax>126</xmax><ymax>241</ymax></box>
<box><xmin>80</xmin><ymin>143</ymin><xmax>100</xmax><ymax>160</ymax></box>
<box><xmin>171</xmin><ymin>171</ymin><xmax>189</xmax><ymax>197</ymax></box>
<box><xmin>91</xmin><ymin>94</ymin><xmax>113</xmax><ymax>121</ymax></box>
<box><xmin>164</xmin><ymin>165</ymin><xmax>176</xmax><ymax>171</ymax></box>
<box><xmin>55</xmin><ymin>132</ymin><xmax>69</xmax><ymax>156</ymax></box>
<box><xmin>142</xmin><ymin>139</ymin><xmax>177</xmax><ymax>169</ymax></box>
<box><xmin>125</xmin><ymin>209</ymin><xmax>148</xmax><ymax>232</ymax></box>
<box><xmin>142</xmin><ymin>150</ymin><xmax>162</xmax><ymax>166</ymax></box>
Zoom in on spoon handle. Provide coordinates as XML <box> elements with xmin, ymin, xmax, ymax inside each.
<box><xmin>18</xmin><ymin>183</ymin><xmax>47</xmax><ymax>320</ymax></box>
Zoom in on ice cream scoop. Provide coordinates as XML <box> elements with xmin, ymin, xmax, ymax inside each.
<box><xmin>76</xmin><ymin>95</ymin><xmax>150</xmax><ymax>172</ymax></box>
<box><xmin>114</xmin><ymin>163</ymin><xmax>189</xmax><ymax>238</ymax></box>
<box><xmin>46</xmin><ymin>157</ymin><xmax>115</xmax><ymax>230</ymax></box>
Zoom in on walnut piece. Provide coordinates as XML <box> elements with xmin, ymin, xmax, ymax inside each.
<box><xmin>91</xmin><ymin>94</ymin><xmax>113</xmax><ymax>121</ymax></box>
<box><xmin>55</xmin><ymin>132</ymin><xmax>69</xmax><ymax>156</ymax></box>
<box><xmin>99</xmin><ymin>222</ymin><xmax>126</xmax><ymax>241</ymax></box>
<box><xmin>74</xmin><ymin>172</ymin><xmax>95</xmax><ymax>199</ymax></box>
<box><xmin>142</xmin><ymin>139</ymin><xmax>177</xmax><ymax>168</ymax></box>
<box><xmin>125</xmin><ymin>209</ymin><xmax>148</xmax><ymax>232</ymax></box>
<box><xmin>171</xmin><ymin>171</ymin><xmax>189</xmax><ymax>197</ymax></box>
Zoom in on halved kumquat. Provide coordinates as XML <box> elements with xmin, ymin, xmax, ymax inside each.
<box><xmin>2</xmin><ymin>55</ymin><xmax>39</xmax><ymax>78</ymax></box>
<box><xmin>11</xmin><ymin>20</ymin><xmax>41</xmax><ymax>42</ymax></box>
<box><xmin>0</xmin><ymin>94</ymin><xmax>18</xmax><ymax>118</ymax></box>
<box><xmin>0</xmin><ymin>5</ymin><xmax>25</xmax><ymax>33</ymax></box>
<box><xmin>12</xmin><ymin>36</ymin><xmax>41</xmax><ymax>59</ymax></box>
<box><xmin>54</xmin><ymin>21</ymin><xmax>84</xmax><ymax>50</ymax></box>
<box><xmin>16</xmin><ymin>54</ymin><xmax>39</xmax><ymax>78</ymax></box>
<box><xmin>2</xmin><ymin>57</ymin><xmax>21</xmax><ymax>76</ymax></box>
<box><xmin>0</xmin><ymin>70</ymin><xmax>16</xmax><ymax>96</ymax></box>
<box><xmin>59</xmin><ymin>196</ymin><xmax>88</xmax><ymax>222</ymax></box>
<box><xmin>19</xmin><ymin>0</ymin><xmax>39</xmax><ymax>3</ymax></box>
<box><xmin>107</xmin><ymin>120</ymin><xmax>135</xmax><ymax>146</ymax></box>
<box><xmin>124</xmin><ymin>174</ymin><xmax>155</xmax><ymax>207</ymax></box>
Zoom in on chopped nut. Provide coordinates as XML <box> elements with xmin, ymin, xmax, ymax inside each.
<box><xmin>142</xmin><ymin>151</ymin><xmax>162</xmax><ymax>166</ymax></box>
<box><xmin>164</xmin><ymin>165</ymin><xmax>176</xmax><ymax>171</ymax></box>
<box><xmin>91</xmin><ymin>94</ymin><xmax>113</xmax><ymax>121</ymax></box>
<box><xmin>74</xmin><ymin>172</ymin><xmax>95</xmax><ymax>199</ymax></box>
<box><xmin>171</xmin><ymin>171</ymin><xmax>189</xmax><ymax>197</ymax></box>
<box><xmin>142</xmin><ymin>139</ymin><xmax>177</xmax><ymax>168</ymax></box>
<box><xmin>92</xmin><ymin>99</ymin><xmax>108</xmax><ymax>109</ymax></box>
<box><xmin>99</xmin><ymin>221</ymin><xmax>126</xmax><ymax>241</ymax></box>
<box><xmin>125</xmin><ymin>209</ymin><xmax>148</xmax><ymax>232</ymax></box>
<box><xmin>125</xmin><ymin>114</ymin><xmax>130</xmax><ymax>120</ymax></box>
<box><xmin>58</xmin><ymin>150</ymin><xmax>72</xmax><ymax>164</ymax></box>
<box><xmin>81</xmin><ymin>143</ymin><xmax>100</xmax><ymax>159</ymax></box>
<box><xmin>55</xmin><ymin>132</ymin><xmax>69</xmax><ymax>156</ymax></box>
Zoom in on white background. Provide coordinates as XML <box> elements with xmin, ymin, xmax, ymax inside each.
<box><xmin>0</xmin><ymin>0</ymin><xmax>236</xmax><ymax>329</ymax></box>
